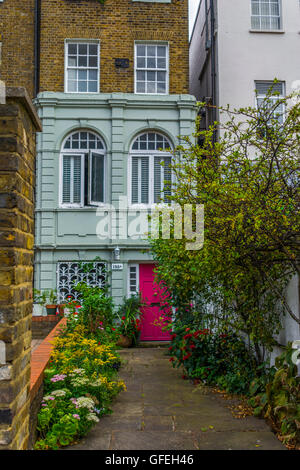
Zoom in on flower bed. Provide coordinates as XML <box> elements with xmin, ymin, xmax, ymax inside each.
<box><xmin>34</xmin><ymin>322</ymin><xmax>126</xmax><ymax>450</ymax></box>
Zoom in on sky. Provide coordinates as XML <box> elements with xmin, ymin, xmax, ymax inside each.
<box><xmin>189</xmin><ymin>0</ymin><xmax>200</xmax><ymax>37</ymax></box>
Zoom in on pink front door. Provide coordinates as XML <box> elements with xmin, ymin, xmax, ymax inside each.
<box><xmin>139</xmin><ymin>264</ymin><xmax>171</xmax><ymax>341</ymax></box>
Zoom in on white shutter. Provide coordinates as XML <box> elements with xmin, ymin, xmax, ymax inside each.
<box><xmin>62</xmin><ymin>154</ymin><xmax>83</xmax><ymax>205</ymax></box>
<box><xmin>163</xmin><ymin>156</ymin><xmax>172</xmax><ymax>203</ymax></box>
<box><xmin>154</xmin><ymin>157</ymin><xmax>162</xmax><ymax>203</ymax></box>
<box><xmin>62</xmin><ymin>156</ymin><xmax>71</xmax><ymax>203</ymax></box>
<box><xmin>89</xmin><ymin>151</ymin><xmax>104</xmax><ymax>205</ymax></box>
<box><xmin>154</xmin><ymin>156</ymin><xmax>171</xmax><ymax>203</ymax></box>
<box><xmin>131</xmin><ymin>156</ymin><xmax>149</xmax><ymax>204</ymax></box>
<box><xmin>73</xmin><ymin>155</ymin><xmax>82</xmax><ymax>203</ymax></box>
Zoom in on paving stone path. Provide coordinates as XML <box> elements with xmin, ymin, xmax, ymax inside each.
<box><xmin>67</xmin><ymin>348</ymin><xmax>285</xmax><ymax>450</ymax></box>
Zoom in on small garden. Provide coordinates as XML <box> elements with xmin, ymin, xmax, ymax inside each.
<box><xmin>34</xmin><ymin>263</ymin><xmax>144</xmax><ymax>450</ymax></box>
<box><xmin>150</xmin><ymin>85</ymin><xmax>300</xmax><ymax>449</ymax></box>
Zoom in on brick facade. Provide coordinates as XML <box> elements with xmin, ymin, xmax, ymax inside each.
<box><xmin>0</xmin><ymin>88</ymin><xmax>41</xmax><ymax>449</ymax></box>
<box><xmin>39</xmin><ymin>0</ymin><xmax>189</xmax><ymax>94</ymax></box>
<box><xmin>0</xmin><ymin>0</ymin><xmax>35</xmax><ymax>98</ymax></box>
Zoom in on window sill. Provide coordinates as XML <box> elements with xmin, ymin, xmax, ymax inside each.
<box><xmin>249</xmin><ymin>29</ymin><xmax>285</xmax><ymax>34</ymax></box>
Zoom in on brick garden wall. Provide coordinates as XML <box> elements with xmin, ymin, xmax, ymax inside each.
<box><xmin>0</xmin><ymin>88</ymin><xmax>41</xmax><ymax>449</ymax></box>
<box><xmin>39</xmin><ymin>0</ymin><xmax>189</xmax><ymax>94</ymax></box>
<box><xmin>0</xmin><ymin>0</ymin><xmax>35</xmax><ymax>98</ymax></box>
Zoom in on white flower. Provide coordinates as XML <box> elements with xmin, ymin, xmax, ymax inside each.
<box><xmin>70</xmin><ymin>377</ymin><xmax>89</xmax><ymax>387</ymax></box>
<box><xmin>43</xmin><ymin>395</ymin><xmax>55</xmax><ymax>401</ymax></box>
<box><xmin>86</xmin><ymin>413</ymin><xmax>99</xmax><ymax>423</ymax></box>
<box><xmin>51</xmin><ymin>390</ymin><xmax>67</xmax><ymax>397</ymax></box>
<box><xmin>76</xmin><ymin>397</ymin><xmax>95</xmax><ymax>410</ymax></box>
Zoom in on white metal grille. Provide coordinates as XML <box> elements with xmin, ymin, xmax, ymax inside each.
<box><xmin>57</xmin><ymin>261</ymin><xmax>106</xmax><ymax>302</ymax></box>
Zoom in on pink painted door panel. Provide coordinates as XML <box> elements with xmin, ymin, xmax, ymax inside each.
<box><xmin>139</xmin><ymin>264</ymin><xmax>171</xmax><ymax>341</ymax></box>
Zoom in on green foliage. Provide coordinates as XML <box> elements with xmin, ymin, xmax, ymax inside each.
<box><xmin>115</xmin><ymin>293</ymin><xmax>145</xmax><ymax>344</ymax></box>
<box><xmin>34</xmin><ymin>260</ymin><xmax>126</xmax><ymax>450</ymax></box>
<box><xmin>168</xmin><ymin>325</ymin><xmax>263</xmax><ymax>395</ymax></box>
<box><xmin>150</xmin><ymin>86</ymin><xmax>300</xmax><ymax>357</ymax></box>
<box><xmin>249</xmin><ymin>343</ymin><xmax>300</xmax><ymax>446</ymax></box>
<box><xmin>34</xmin><ymin>323</ymin><xmax>125</xmax><ymax>450</ymax></box>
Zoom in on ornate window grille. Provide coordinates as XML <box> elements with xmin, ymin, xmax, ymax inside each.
<box><xmin>57</xmin><ymin>261</ymin><xmax>106</xmax><ymax>302</ymax></box>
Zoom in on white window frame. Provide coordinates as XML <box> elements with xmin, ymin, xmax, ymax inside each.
<box><xmin>64</xmin><ymin>39</ymin><xmax>100</xmax><ymax>94</ymax></box>
<box><xmin>254</xmin><ymin>80</ymin><xmax>285</xmax><ymax>123</ymax></box>
<box><xmin>134</xmin><ymin>41</ymin><xmax>169</xmax><ymax>95</ymax></box>
<box><xmin>127</xmin><ymin>264</ymin><xmax>139</xmax><ymax>296</ymax></box>
<box><xmin>59</xmin><ymin>131</ymin><xmax>106</xmax><ymax>208</ymax></box>
<box><xmin>128</xmin><ymin>133</ymin><xmax>173</xmax><ymax>207</ymax></box>
<box><xmin>250</xmin><ymin>0</ymin><xmax>282</xmax><ymax>31</ymax></box>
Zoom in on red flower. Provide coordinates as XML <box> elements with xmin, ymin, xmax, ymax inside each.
<box><xmin>122</xmin><ymin>316</ymin><xmax>125</xmax><ymax>320</ymax></box>
<box><xmin>169</xmin><ymin>357</ymin><xmax>174</xmax><ymax>362</ymax></box>
<box><xmin>185</xmin><ymin>327</ymin><xmax>191</xmax><ymax>332</ymax></box>
<box><xmin>183</xmin><ymin>334</ymin><xmax>193</xmax><ymax>340</ymax></box>
<box><xmin>170</xmin><ymin>334</ymin><xmax>176</xmax><ymax>340</ymax></box>
<box><xmin>111</xmin><ymin>327</ymin><xmax>116</xmax><ymax>331</ymax></box>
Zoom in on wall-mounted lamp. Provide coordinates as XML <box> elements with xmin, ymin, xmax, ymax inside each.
<box><xmin>113</xmin><ymin>246</ymin><xmax>120</xmax><ymax>261</ymax></box>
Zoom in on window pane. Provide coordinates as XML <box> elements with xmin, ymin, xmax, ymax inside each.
<box><xmin>78</xmin><ymin>56</ymin><xmax>87</xmax><ymax>67</ymax></box>
<box><xmin>157</xmin><ymin>58</ymin><xmax>166</xmax><ymax>68</ymax></box>
<box><xmin>136</xmin><ymin>82</ymin><xmax>145</xmax><ymax>93</ymax></box>
<box><xmin>157</xmin><ymin>82</ymin><xmax>166</xmax><ymax>94</ymax></box>
<box><xmin>136</xmin><ymin>45</ymin><xmax>146</xmax><ymax>56</ymax></box>
<box><xmin>88</xmin><ymin>81</ymin><xmax>98</xmax><ymax>92</ymax></box>
<box><xmin>147</xmin><ymin>46</ymin><xmax>156</xmax><ymax>57</ymax></box>
<box><xmin>67</xmin><ymin>80</ymin><xmax>77</xmax><ymax>92</ymax></box>
<box><xmin>137</xmin><ymin>57</ymin><xmax>146</xmax><ymax>68</ymax></box>
<box><xmin>68</xmin><ymin>56</ymin><xmax>77</xmax><ymax>67</ymax></box>
<box><xmin>88</xmin><ymin>56</ymin><xmax>97</xmax><ymax>67</ymax></box>
<box><xmin>147</xmin><ymin>57</ymin><xmax>156</xmax><ymax>68</ymax></box>
<box><xmin>88</xmin><ymin>69</ymin><xmax>98</xmax><ymax>81</ymax></box>
<box><xmin>89</xmin><ymin>44</ymin><xmax>98</xmax><ymax>55</ymax></box>
<box><xmin>78</xmin><ymin>70</ymin><xmax>87</xmax><ymax>80</ymax></box>
<box><xmin>79</xmin><ymin>44</ymin><xmax>87</xmax><ymax>55</ymax></box>
<box><xmin>146</xmin><ymin>82</ymin><xmax>155</xmax><ymax>93</ymax></box>
<box><xmin>137</xmin><ymin>71</ymin><xmax>145</xmax><ymax>81</ymax></box>
<box><xmin>78</xmin><ymin>81</ymin><xmax>87</xmax><ymax>92</ymax></box>
<box><xmin>147</xmin><ymin>71</ymin><xmax>156</xmax><ymax>82</ymax></box>
<box><xmin>157</xmin><ymin>46</ymin><xmax>166</xmax><ymax>57</ymax></box>
<box><xmin>68</xmin><ymin>44</ymin><xmax>77</xmax><ymax>55</ymax></box>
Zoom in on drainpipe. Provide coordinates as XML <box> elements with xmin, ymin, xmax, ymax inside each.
<box><xmin>34</xmin><ymin>0</ymin><xmax>40</xmax><ymax>97</ymax></box>
<box><xmin>210</xmin><ymin>0</ymin><xmax>217</xmax><ymax>140</ymax></box>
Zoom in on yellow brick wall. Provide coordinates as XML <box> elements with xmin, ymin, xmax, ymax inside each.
<box><xmin>0</xmin><ymin>0</ymin><xmax>35</xmax><ymax>98</ymax></box>
<box><xmin>40</xmin><ymin>0</ymin><xmax>189</xmax><ymax>94</ymax></box>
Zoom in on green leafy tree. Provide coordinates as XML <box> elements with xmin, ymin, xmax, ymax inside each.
<box><xmin>150</xmin><ymin>85</ymin><xmax>300</xmax><ymax>361</ymax></box>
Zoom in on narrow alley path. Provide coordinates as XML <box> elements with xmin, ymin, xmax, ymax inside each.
<box><xmin>67</xmin><ymin>348</ymin><xmax>285</xmax><ymax>450</ymax></box>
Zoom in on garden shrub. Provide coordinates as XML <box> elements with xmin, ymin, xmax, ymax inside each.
<box><xmin>34</xmin><ymin>322</ymin><xmax>126</xmax><ymax>450</ymax></box>
<box><xmin>168</xmin><ymin>323</ymin><xmax>262</xmax><ymax>395</ymax></box>
<box><xmin>248</xmin><ymin>343</ymin><xmax>300</xmax><ymax>447</ymax></box>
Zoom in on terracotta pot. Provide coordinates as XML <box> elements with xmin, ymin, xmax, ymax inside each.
<box><xmin>58</xmin><ymin>304</ymin><xmax>65</xmax><ymax>315</ymax></box>
<box><xmin>46</xmin><ymin>304</ymin><xmax>57</xmax><ymax>316</ymax></box>
<box><xmin>116</xmin><ymin>335</ymin><xmax>133</xmax><ymax>348</ymax></box>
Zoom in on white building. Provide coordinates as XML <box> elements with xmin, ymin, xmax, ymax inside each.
<box><xmin>189</xmin><ymin>0</ymin><xmax>300</xmax><ymax>359</ymax></box>
<box><xmin>190</xmin><ymin>0</ymin><xmax>300</xmax><ymax>118</ymax></box>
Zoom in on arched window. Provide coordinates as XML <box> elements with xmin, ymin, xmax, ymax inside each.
<box><xmin>130</xmin><ymin>132</ymin><xmax>173</xmax><ymax>204</ymax></box>
<box><xmin>60</xmin><ymin>130</ymin><xmax>105</xmax><ymax>207</ymax></box>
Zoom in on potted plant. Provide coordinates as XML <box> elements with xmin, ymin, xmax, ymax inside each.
<box><xmin>45</xmin><ymin>289</ymin><xmax>58</xmax><ymax>316</ymax></box>
<box><xmin>116</xmin><ymin>293</ymin><xmax>145</xmax><ymax>347</ymax></box>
